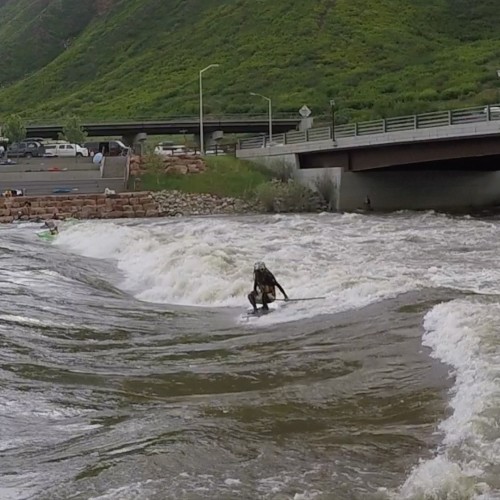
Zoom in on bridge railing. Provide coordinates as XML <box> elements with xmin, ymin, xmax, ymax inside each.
<box><xmin>238</xmin><ymin>104</ymin><xmax>500</xmax><ymax>150</ymax></box>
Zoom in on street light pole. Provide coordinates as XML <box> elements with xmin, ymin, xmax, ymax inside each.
<box><xmin>330</xmin><ymin>99</ymin><xmax>336</xmax><ymax>142</ymax></box>
<box><xmin>496</xmin><ymin>70</ymin><xmax>500</xmax><ymax>104</ymax></box>
<box><xmin>199</xmin><ymin>64</ymin><xmax>219</xmax><ymax>155</ymax></box>
<box><xmin>250</xmin><ymin>92</ymin><xmax>272</xmax><ymax>146</ymax></box>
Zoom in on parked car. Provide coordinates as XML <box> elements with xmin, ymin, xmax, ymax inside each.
<box><xmin>26</xmin><ymin>137</ymin><xmax>47</xmax><ymax>143</ymax></box>
<box><xmin>154</xmin><ymin>144</ymin><xmax>194</xmax><ymax>156</ymax></box>
<box><xmin>44</xmin><ymin>143</ymin><xmax>89</xmax><ymax>157</ymax></box>
<box><xmin>205</xmin><ymin>146</ymin><xmax>226</xmax><ymax>156</ymax></box>
<box><xmin>7</xmin><ymin>141</ymin><xmax>45</xmax><ymax>158</ymax></box>
<box><xmin>482</xmin><ymin>106</ymin><xmax>500</xmax><ymax>116</ymax></box>
<box><xmin>84</xmin><ymin>140</ymin><xmax>130</xmax><ymax>156</ymax></box>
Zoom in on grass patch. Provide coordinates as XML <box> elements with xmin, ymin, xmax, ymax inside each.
<box><xmin>134</xmin><ymin>155</ymin><xmax>273</xmax><ymax>198</ymax></box>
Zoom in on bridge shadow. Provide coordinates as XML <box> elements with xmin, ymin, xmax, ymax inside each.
<box><xmin>381</xmin><ymin>154</ymin><xmax>500</xmax><ymax>172</ymax></box>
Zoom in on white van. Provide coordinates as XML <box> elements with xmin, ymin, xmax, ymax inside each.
<box><xmin>44</xmin><ymin>143</ymin><xmax>89</xmax><ymax>157</ymax></box>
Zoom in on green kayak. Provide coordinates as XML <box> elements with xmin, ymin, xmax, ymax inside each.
<box><xmin>37</xmin><ymin>230</ymin><xmax>57</xmax><ymax>242</ymax></box>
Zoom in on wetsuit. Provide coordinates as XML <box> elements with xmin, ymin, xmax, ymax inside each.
<box><xmin>248</xmin><ymin>269</ymin><xmax>287</xmax><ymax>312</ymax></box>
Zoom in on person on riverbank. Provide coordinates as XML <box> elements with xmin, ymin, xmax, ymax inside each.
<box><xmin>248</xmin><ymin>262</ymin><xmax>288</xmax><ymax>314</ymax></box>
<box><xmin>363</xmin><ymin>195</ymin><xmax>373</xmax><ymax>211</ymax></box>
<box><xmin>92</xmin><ymin>151</ymin><xmax>103</xmax><ymax>165</ymax></box>
<box><xmin>16</xmin><ymin>201</ymin><xmax>32</xmax><ymax>220</ymax></box>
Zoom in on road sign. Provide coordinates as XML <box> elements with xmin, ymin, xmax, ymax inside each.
<box><xmin>299</xmin><ymin>105</ymin><xmax>312</xmax><ymax>118</ymax></box>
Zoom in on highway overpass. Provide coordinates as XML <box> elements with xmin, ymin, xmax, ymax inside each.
<box><xmin>25</xmin><ymin>114</ymin><xmax>302</xmax><ymax>140</ymax></box>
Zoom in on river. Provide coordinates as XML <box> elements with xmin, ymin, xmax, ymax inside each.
<box><xmin>0</xmin><ymin>212</ymin><xmax>498</xmax><ymax>499</ymax></box>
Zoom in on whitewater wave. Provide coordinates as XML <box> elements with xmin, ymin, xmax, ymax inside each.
<box><xmin>54</xmin><ymin>217</ymin><xmax>425</xmax><ymax>322</ymax></box>
<box><xmin>53</xmin><ymin>213</ymin><xmax>500</xmax><ymax>324</ymax></box>
<box><xmin>393</xmin><ymin>298</ymin><xmax>500</xmax><ymax>499</ymax></box>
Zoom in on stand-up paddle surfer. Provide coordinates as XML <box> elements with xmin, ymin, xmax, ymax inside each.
<box><xmin>248</xmin><ymin>262</ymin><xmax>288</xmax><ymax>314</ymax></box>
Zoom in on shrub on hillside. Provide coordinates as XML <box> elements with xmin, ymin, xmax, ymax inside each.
<box><xmin>266</xmin><ymin>158</ymin><xmax>295</xmax><ymax>183</ymax></box>
<box><xmin>142</xmin><ymin>153</ymin><xmax>165</xmax><ymax>186</ymax></box>
<box><xmin>419</xmin><ymin>88</ymin><xmax>439</xmax><ymax>101</ymax></box>
<box><xmin>255</xmin><ymin>182</ymin><xmax>276</xmax><ymax>212</ymax></box>
<box><xmin>281</xmin><ymin>181</ymin><xmax>322</xmax><ymax>212</ymax></box>
<box><xmin>255</xmin><ymin>179</ymin><xmax>323</xmax><ymax>213</ymax></box>
<box><xmin>314</xmin><ymin>172</ymin><xmax>337</xmax><ymax>211</ymax></box>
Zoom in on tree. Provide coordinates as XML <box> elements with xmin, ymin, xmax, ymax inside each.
<box><xmin>3</xmin><ymin>114</ymin><xmax>26</xmax><ymax>143</ymax></box>
<box><xmin>143</xmin><ymin>152</ymin><xmax>165</xmax><ymax>187</ymax></box>
<box><xmin>59</xmin><ymin>115</ymin><xmax>87</xmax><ymax>145</ymax></box>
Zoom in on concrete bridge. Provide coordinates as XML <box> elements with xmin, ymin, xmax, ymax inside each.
<box><xmin>25</xmin><ymin>114</ymin><xmax>302</xmax><ymax>144</ymax></box>
<box><xmin>237</xmin><ymin>105</ymin><xmax>500</xmax><ymax>211</ymax></box>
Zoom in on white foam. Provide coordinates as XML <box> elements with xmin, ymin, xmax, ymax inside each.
<box><xmin>0</xmin><ymin>474</ymin><xmax>43</xmax><ymax>500</ymax></box>
<box><xmin>54</xmin><ymin>217</ymin><xmax>423</xmax><ymax>321</ymax></box>
<box><xmin>88</xmin><ymin>480</ymin><xmax>161</xmax><ymax>500</ymax></box>
<box><xmin>395</xmin><ymin>299</ymin><xmax>500</xmax><ymax>499</ymax></box>
<box><xmin>54</xmin><ymin>214</ymin><xmax>500</xmax><ymax>325</ymax></box>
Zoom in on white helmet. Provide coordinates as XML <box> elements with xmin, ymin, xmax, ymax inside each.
<box><xmin>254</xmin><ymin>261</ymin><xmax>266</xmax><ymax>271</ymax></box>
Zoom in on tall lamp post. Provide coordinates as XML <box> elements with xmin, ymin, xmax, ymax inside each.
<box><xmin>330</xmin><ymin>99</ymin><xmax>336</xmax><ymax>142</ymax></box>
<box><xmin>199</xmin><ymin>64</ymin><xmax>219</xmax><ymax>155</ymax></box>
<box><xmin>496</xmin><ymin>70</ymin><xmax>500</xmax><ymax>104</ymax></box>
<box><xmin>250</xmin><ymin>92</ymin><xmax>272</xmax><ymax>146</ymax></box>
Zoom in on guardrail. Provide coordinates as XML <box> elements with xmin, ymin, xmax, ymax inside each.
<box><xmin>238</xmin><ymin>105</ymin><xmax>500</xmax><ymax>149</ymax></box>
<box><xmin>24</xmin><ymin>113</ymin><xmax>301</xmax><ymax>126</ymax></box>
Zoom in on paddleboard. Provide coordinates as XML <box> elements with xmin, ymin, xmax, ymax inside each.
<box><xmin>246</xmin><ymin>308</ymin><xmax>273</xmax><ymax>317</ymax></box>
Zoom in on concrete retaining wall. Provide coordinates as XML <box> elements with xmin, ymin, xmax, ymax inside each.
<box><xmin>102</xmin><ymin>156</ymin><xmax>128</xmax><ymax>178</ymax></box>
<box><xmin>339</xmin><ymin>170</ymin><xmax>500</xmax><ymax>211</ymax></box>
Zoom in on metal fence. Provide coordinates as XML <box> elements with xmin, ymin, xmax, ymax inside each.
<box><xmin>238</xmin><ymin>104</ymin><xmax>500</xmax><ymax>150</ymax></box>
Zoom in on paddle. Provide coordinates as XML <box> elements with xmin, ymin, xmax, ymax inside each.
<box><xmin>275</xmin><ymin>297</ymin><xmax>325</xmax><ymax>302</ymax></box>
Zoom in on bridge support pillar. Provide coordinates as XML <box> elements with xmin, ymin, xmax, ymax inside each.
<box><xmin>194</xmin><ymin>130</ymin><xmax>224</xmax><ymax>153</ymax></box>
<box><xmin>239</xmin><ymin>150</ymin><xmax>500</xmax><ymax>212</ymax></box>
<box><xmin>122</xmin><ymin>133</ymin><xmax>147</xmax><ymax>155</ymax></box>
<box><xmin>298</xmin><ymin>166</ymin><xmax>500</xmax><ymax>212</ymax></box>
<box><xmin>336</xmin><ymin>170</ymin><xmax>500</xmax><ymax>212</ymax></box>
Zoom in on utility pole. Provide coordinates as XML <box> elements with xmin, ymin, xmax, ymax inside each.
<box><xmin>250</xmin><ymin>92</ymin><xmax>273</xmax><ymax>146</ymax></box>
<box><xmin>330</xmin><ymin>99</ymin><xmax>336</xmax><ymax>142</ymax></box>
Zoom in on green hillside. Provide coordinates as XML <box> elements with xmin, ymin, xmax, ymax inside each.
<box><xmin>1</xmin><ymin>0</ymin><xmax>500</xmax><ymax>123</ymax></box>
<box><xmin>0</xmin><ymin>0</ymin><xmax>99</xmax><ymax>85</ymax></box>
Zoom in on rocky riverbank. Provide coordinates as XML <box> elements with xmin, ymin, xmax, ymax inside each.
<box><xmin>0</xmin><ymin>182</ymin><xmax>327</xmax><ymax>223</ymax></box>
<box><xmin>129</xmin><ymin>154</ymin><xmax>207</xmax><ymax>177</ymax></box>
<box><xmin>151</xmin><ymin>190</ymin><xmax>259</xmax><ymax>216</ymax></box>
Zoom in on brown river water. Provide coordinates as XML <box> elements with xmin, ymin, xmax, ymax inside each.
<box><xmin>0</xmin><ymin>212</ymin><xmax>498</xmax><ymax>499</ymax></box>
